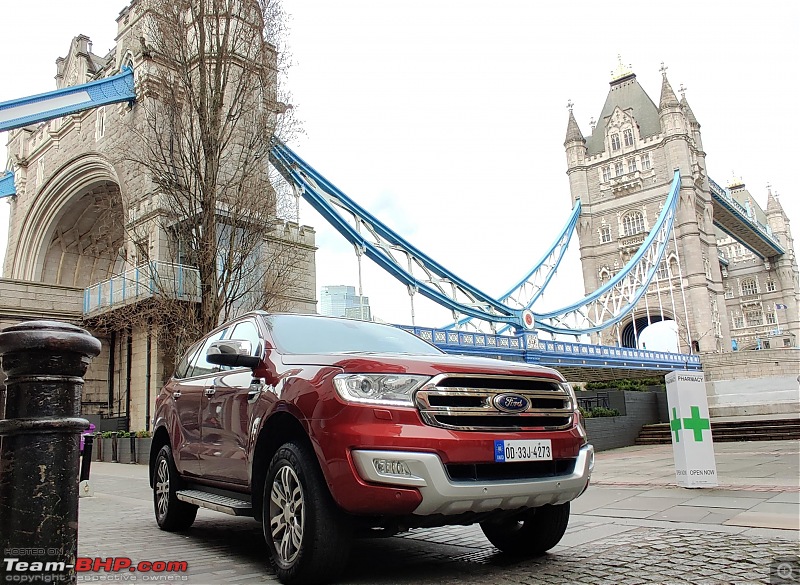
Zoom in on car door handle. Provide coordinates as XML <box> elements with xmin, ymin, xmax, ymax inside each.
<box><xmin>205</xmin><ymin>388</ymin><xmax>216</xmax><ymax>397</ymax></box>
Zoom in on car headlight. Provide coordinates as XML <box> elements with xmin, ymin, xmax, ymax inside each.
<box><xmin>333</xmin><ymin>373</ymin><xmax>430</xmax><ymax>406</ymax></box>
<box><xmin>560</xmin><ymin>382</ymin><xmax>578</xmax><ymax>411</ymax></box>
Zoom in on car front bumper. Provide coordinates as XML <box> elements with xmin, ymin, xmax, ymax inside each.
<box><xmin>351</xmin><ymin>443</ymin><xmax>594</xmax><ymax>515</ymax></box>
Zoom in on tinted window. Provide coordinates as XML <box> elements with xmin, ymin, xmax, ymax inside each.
<box><xmin>264</xmin><ymin>315</ymin><xmax>442</xmax><ymax>356</ymax></box>
<box><xmin>174</xmin><ymin>343</ymin><xmax>201</xmax><ymax>379</ymax></box>
<box><xmin>186</xmin><ymin>329</ymin><xmax>227</xmax><ymax>378</ymax></box>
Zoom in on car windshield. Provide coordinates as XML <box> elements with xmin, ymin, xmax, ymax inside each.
<box><xmin>264</xmin><ymin>315</ymin><xmax>443</xmax><ymax>356</ymax></box>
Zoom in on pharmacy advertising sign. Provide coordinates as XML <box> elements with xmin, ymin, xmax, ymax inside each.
<box><xmin>664</xmin><ymin>371</ymin><xmax>718</xmax><ymax>488</ymax></box>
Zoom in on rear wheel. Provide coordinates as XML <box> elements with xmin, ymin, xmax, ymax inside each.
<box><xmin>263</xmin><ymin>442</ymin><xmax>351</xmax><ymax>584</ymax></box>
<box><xmin>153</xmin><ymin>445</ymin><xmax>198</xmax><ymax>531</ymax></box>
<box><xmin>480</xmin><ymin>502</ymin><xmax>570</xmax><ymax>556</ymax></box>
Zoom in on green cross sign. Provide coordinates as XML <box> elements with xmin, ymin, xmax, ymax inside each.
<box><xmin>682</xmin><ymin>406</ymin><xmax>711</xmax><ymax>442</ymax></box>
<box><xmin>670</xmin><ymin>407</ymin><xmax>682</xmax><ymax>442</ymax></box>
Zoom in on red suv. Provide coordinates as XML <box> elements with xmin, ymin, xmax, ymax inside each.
<box><xmin>149</xmin><ymin>312</ymin><xmax>593</xmax><ymax>584</ymax></box>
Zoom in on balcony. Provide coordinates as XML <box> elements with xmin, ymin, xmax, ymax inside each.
<box><xmin>84</xmin><ymin>262</ymin><xmax>200</xmax><ymax>316</ymax></box>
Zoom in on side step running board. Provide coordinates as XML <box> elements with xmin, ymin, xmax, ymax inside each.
<box><xmin>176</xmin><ymin>489</ymin><xmax>253</xmax><ymax>516</ymax></box>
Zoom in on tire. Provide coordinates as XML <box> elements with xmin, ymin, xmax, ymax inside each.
<box><xmin>153</xmin><ymin>445</ymin><xmax>198</xmax><ymax>531</ymax></box>
<box><xmin>263</xmin><ymin>442</ymin><xmax>352</xmax><ymax>585</ymax></box>
<box><xmin>480</xmin><ymin>502</ymin><xmax>570</xmax><ymax>556</ymax></box>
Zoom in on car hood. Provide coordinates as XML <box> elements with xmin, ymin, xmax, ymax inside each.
<box><xmin>280</xmin><ymin>352</ymin><xmax>565</xmax><ymax>380</ymax></box>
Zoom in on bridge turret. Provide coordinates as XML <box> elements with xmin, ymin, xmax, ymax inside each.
<box><xmin>765</xmin><ymin>188</ymin><xmax>800</xmax><ymax>339</ymax></box>
<box><xmin>564</xmin><ymin>102</ymin><xmax>588</xmax><ymax>206</ymax></box>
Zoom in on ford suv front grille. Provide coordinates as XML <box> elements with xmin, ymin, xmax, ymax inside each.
<box><xmin>415</xmin><ymin>374</ymin><xmax>573</xmax><ymax>431</ymax></box>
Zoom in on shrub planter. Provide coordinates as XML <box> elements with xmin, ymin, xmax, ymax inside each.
<box><xmin>136</xmin><ymin>438</ymin><xmax>153</xmax><ymax>465</ymax></box>
<box><xmin>583</xmin><ymin>390</ymin><xmax>666</xmax><ymax>451</ymax></box>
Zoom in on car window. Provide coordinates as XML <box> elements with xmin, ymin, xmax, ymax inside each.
<box><xmin>174</xmin><ymin>342</ymin><xmax>202</xmax><ymax>379</ymax></box>
<box><xmin>186</xmin><ymin>329</ymin><xmax>227</xmax><ymax>378</ymax></box>
<box><xmin>264</xmin><ymin>315</ymin><xmax>443</xmax><ymax>355</ymax></box>
<box><xmin>229</xmin><ymin>320</ymin><xmax>261</xmax><ymax>356</ymax></box>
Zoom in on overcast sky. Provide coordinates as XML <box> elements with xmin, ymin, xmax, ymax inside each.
<box><xmin>1</xmin><ymin>0</ymin><xmax>798</xmax><ymax>332</ymax></box>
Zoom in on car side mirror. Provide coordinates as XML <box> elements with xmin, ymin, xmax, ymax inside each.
<box><xmin>206</xmin><ymin>339</ymin><xmax>261</xmax><ymax>369</ymax></box>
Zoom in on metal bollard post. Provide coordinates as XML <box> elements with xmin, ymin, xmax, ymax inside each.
<box><xmin>111</xmin><ymin>431</ymin><xmax>119</xmax><ymax>462</ymax></box>
<box><xmin>80</xmin><ymin>434</ymin><xmax>95</xmax><ymax>498</ymax></box>
<box><xmin>0</xmin><ymin>320</ymin><xmax>101</xmax><ymax>584</ymax></box>
<box><xmin>81</xmin><ymin>435</ymin><xmax>94</xmax><ymax>481</ymax></box>
<box><xmin>130</xmin><ymin>434</ymin><xmax>137</xmax><ymax>464</ymax></box>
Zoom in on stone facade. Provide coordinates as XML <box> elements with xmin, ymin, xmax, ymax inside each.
<box><xmin>564</xmin><ymin>63</ymin><xmax>799</xmax><ymax>355</ymax></box>
<box><xmin>1</xmin><ymin>1</ymin><xmax>317</xmax><ymax>430</ymax></box>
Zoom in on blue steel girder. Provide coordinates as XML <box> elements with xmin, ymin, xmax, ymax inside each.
<box><xmin>534</xmin><ymin>169</ymin><xmax>680</xmax><ymax>335</ymax></box>
<box><xmin>445</xmin><ymin>199</ymin><xmax>581</xmax><ymax>331</ymax></box>
<box><xmin>269</xmin><ymin>140</ymin><xmax>527</xmax><ymax>329</ymax></box>
<box><xmin>0</xmin><ymin>67</ymin><xmax>135</xmax><ymax>133</ymax></box>
<box><xmin>0</xmin><ymin>171</ymin><xmax>14</xmax><ymax>199</ymax></box>
<box><xmin>708</xmin><ymin>178</ymin><xmax>784</xmax><ymax>258</ymax></box>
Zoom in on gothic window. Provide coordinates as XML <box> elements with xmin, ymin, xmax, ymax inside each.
<box><xmin>745</xmin><ymin>309</ymin><xmax>763</xmax><ymax>327</ymax></box>
<box><xmin>614</xmin><ymin>161</ymin><xmax>624</xmax><ymax>176</ymax></box>
<box><xmin>766</xmin><ymin>279</ymin><xmax>776</xmax><ymax>292</ymax></box>
<box><xmin>598</xmin><ymin>268</ymin><xmax>612</xmax><ymax>286</ymax></box>
<box><xmin>733</xmin><ymin>315</ymin><xmax>744</xmax><ymax>328</ymax></box>
<box><xmin>95</xmin><ymin>106</ymin><xmax>106</xmax><ymax>140</ymax></box>
<box><xmin>623</xmin><ymin>128</ymin><xmax>634</xmax><ymax>146</ymax></box>
<box><xmin>627</xmin><ymin>158</ymin><xmax>637</xmax><ymax>173</ymax></box>
<box><xmin>741</xmin><ymin>278</ymin><xmax>758</xmax><ymax>296</ymax></box>
<box><xmin>656</xmin><ymin>261</ymin><xmax>669</xmax><ymax>280</ymax></box>
<box><xmin>611</xmin><ymin>133</ymin><xmax>621</xmax><ymax>151</ymax></box>
<box><xmin>599</xmin><ymin>225</ymin><xmax>611</xmax><ymax>243</ymax></box>
<box><xmin>641</xmin><ymin>153</ymin><xmax>651</xmax><ymax>170</ymax></box>
<box><xmin>724</xmin><ymin>286</ymin><xmax>734</xmax><ymax>299</ymax></box>
<box><xmin>622</xmin><ymin>211</ymin><xmax>645</xmax><ymax>236</ymax></box>
<box><xmin>766</xmin><ymin>312</ymin><xmax>777</xmax><ymax>325</ymax></box>
<box><xmin>602</xmin><ymin>166</ymin><xmax>611</xmax><ymax>182</ymax></box>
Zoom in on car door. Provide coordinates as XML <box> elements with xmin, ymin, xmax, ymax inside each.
<box><xmin>199</xmin><ymin>318</ymin><xmax>262</xmax><ymax>485</ymax></box>
<box><xmin>174</xmin><ymin>329</ymin><xmax>226</xmax><ymax>477</ymax></box>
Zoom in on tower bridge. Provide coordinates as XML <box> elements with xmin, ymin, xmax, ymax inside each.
<box><xmin>0</xmin><ymin>3</ymin><xmax>797</xmax><ymax>428</ymax></box>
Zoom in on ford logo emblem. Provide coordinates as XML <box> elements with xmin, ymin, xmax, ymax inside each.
<box><xmin>493</xmin><ymin>393</ymin><xmax>530</xmax><ymax>413</ymax></box>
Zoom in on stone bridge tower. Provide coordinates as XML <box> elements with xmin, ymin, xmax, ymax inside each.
<box><xmin>1</xmin><ymin>0</ymin><xmax>317</xmax><ymax>430</ymax></box>
<box><xmin>564</xmin><ymin>61</ymin><xmax>798</xmax><ymax>354</ymax></box>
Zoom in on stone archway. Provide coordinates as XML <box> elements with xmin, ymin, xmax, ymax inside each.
<box><xmin>10</xmin><ymin>153</ymin><xmax>124</xmax><ymax>284</ymax></box>
<box><xmin>40</xmin><ymin>181</ymin><xmax>124</xmax><ymax>287</ymax></box>
<box><xmin>619</xmin><ymin>314</ymin><xmax>679</xmax><ymax>349</ymax></box>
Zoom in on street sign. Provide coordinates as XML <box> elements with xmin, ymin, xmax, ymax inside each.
<box><xmin>664</xmin><ymin>370</ymin><xmax>718</xmax><ymax>487</ymax></box>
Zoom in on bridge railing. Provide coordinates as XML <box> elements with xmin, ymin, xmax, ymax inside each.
<box><xmin>402</xmin><ymin>325</ymin><xmax>702</xmax><ymax>371</ymax></box>
<box><xmin>708</xmin><ymin>178</ymin><xmax>779</xmax><ymax>245</ymax></box>
<box><xmin>83</xmin><ymin>262</ymin><xmax>200</xmax><ymax>316</ymax></box>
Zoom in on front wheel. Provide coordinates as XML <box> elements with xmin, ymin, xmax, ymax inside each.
<box><xmin>263</xmin><ymin>442</ymin><xmax>351</xmax><ymax>585</ymax></box>
<box><xmin>480</xmin><ymin>502</ymin><xmax>570</xmax><ymax>556</ymax></box>
<box><xmin>153</xmin><ymin>445</ymin><xmax>198</xmax><ymax>531</ymax></box>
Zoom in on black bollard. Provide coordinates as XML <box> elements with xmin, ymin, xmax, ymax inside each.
<box><xmin>80</xmin><ymin>435</ymin><xmax>94</xmax><ymax>481</ymax></box>
<box><xmin>130</xmin><ymin>434</ymin><xmax>137</xmax><ymax>464</ymax></box>
<box><xmin>0</xmin><ymin>320</ymin><xmax>101</xmax><ymax>584</ymax></box>
<box><xmin>111</xmin><ymin>431</ymin><xmax>119</xmax><ymax>462</ymax></box>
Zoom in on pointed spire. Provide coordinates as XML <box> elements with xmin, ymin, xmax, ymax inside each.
<box><xmin>766</xmin><ymin>184</ymin><xmax>784</xmax><ymax>213</ymax></box>
<box><xmin>658</xmin><ymin>62</ymin><xmax>679</xmax><ymax>110</ymax></box>
<box><xmin>679</xmin><ymin>83</ymin><xmax>699</xmax><ymax>126</ymax></box>
<box><xmin>564</xmin><ymin>100</ymin><xmax>585</xmax><ymax>145</ymax></box>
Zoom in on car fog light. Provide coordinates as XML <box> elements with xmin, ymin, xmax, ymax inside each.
<box><xmin>373</xmin><ymin>458</ymin><xmax>412</xmax><ymax>477</ymax></box>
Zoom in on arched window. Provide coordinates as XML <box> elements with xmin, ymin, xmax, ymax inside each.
<box><xmin>622</xmin><ymin>211</ymin><xmax>645</xmax><ymax>237</ymax></box>
<box><xmin>741</xmin><ymin>278</ymin><xmax>758</xmax><ymax>296</ymax></box>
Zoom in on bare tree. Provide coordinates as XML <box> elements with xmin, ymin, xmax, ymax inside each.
<box><xmin>113</xmin><ymin>0</ymin><xmax>307</xmax><ymax>347</ymax></box>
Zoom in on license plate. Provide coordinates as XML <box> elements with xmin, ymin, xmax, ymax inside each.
<box><xmin>494</xmin><ymin>439</ymin><xmax>552</xmax><ymax>462</ymax></box>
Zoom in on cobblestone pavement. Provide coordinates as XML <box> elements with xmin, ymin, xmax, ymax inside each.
<box><xmin>76</xmin><ymin>454</ymin><xmax>800</xmax><ymax>585</ymax></box>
